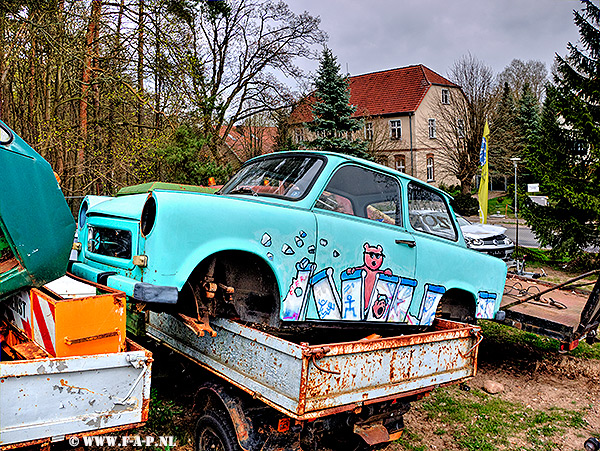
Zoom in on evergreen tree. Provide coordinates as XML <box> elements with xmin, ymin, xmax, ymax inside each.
<box><xmin>522</xmin><ymin>0</ymin><xmax>600</xmax><ymax>258</ymax></box>
<box><xmin>272</xmin><ymin>110</ymin><xmax>294</xmax><ymax>152</ymax></box>
<box><xmin>516</xmin><ymin>83</ymin><xmax>541</xmax><ymax>157</ymax></box>
<box><xmin>306</xmin><ymin>48</ymin><xmax>369</xmax><ymax>159</ymax></box>
<box><xmin>155</xmin><ymin>125</ymin><xmax>232</xmax><ymax>185</ymax></box>
<box><xmin>490</xmin><ymin>82</ymin><xmax>519</xmax><ymax>176</ymax></box>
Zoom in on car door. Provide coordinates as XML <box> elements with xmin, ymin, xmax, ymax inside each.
<box><xmin>307</xmin><ymin>164</ymin><xmax>417</xmax><ymax>323</ymax></box>
<box><xmin>406</xmin><ymin>182</ymin><xmax>464</xmax><ymax>323</ymax></box>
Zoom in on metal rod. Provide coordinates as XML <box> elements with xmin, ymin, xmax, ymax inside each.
<box><xmin>503</xmin><ymin>269</ymin><xmax>600</xmax><ymax>310</ymax></box>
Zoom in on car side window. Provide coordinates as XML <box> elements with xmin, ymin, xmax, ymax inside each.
<box><xmin>408</xmin><ymin>182</ymin><xmax>457</xmax><ymax>240</ymax></box>
<box><xmin>315</xmin><ymin>165</ymin><xmax>402</xmax><ymax>226</ymax></box>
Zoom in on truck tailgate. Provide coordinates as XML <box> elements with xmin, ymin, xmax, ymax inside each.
<box><xmin>147</xmin><ymin>313</ymin><xmax>480</xmax><ymax>419</ymax></box>
<box><xmin>0</xmin><ymin>338</ymin><xmax>151</xmax><ymax>448</ymax></box>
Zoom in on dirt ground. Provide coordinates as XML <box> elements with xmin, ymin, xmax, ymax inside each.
<box><xmin>389</xmin><ymin>354</ymin><xmax>600</xmax><ymax>451</ymax></box>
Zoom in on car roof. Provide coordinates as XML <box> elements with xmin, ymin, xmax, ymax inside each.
<box><xmin>246</xmin><ymin>150</ymin><xmax>453</xmax><ymax>201</ymax></box>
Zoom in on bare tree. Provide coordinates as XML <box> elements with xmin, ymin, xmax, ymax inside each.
<box><xmin>496</xmin><ymin>59</ymin><xmax>547</xmax><ymax>103</ymax></box>
<box><xmin>165</xmin><ymin>0</ymin><xmax>326</xmax><ymax>163</ymax></box>
<box><xmin>429</xmin><ymin>54</ymin><xmax>496</xmax><ymax>194</ymax></box>
<box><xmin>237</xmin><ymin>111</ymin><xmax>274</xmax><ymax>161</ymax></box>
<box><xmin>358</xmin><ymin>116</ymin><xmax>402</xmax><ymax>165</ymax></box>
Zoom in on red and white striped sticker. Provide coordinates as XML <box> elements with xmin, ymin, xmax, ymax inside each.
<box><xmin>30</xmin><ymin>291</ymin><xmax>56</xmax><ymax>356</ymax></box>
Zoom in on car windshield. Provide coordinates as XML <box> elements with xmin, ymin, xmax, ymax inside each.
<box><xmin>219</xmin><ymin>155</ymin><xmax>324</xmax><ymax>200</ymax></box>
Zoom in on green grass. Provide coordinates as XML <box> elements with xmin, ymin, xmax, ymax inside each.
<box><xmin>394</xmin><ymin>429</ymin><xmax>428</xmax><ymax>451</ymax></box>
<box><xmin>395</xmin><ymin>386</ymin><xmax>590</xmax><ymax>451</ymax></box>
<box><xmin>137</xmin><ymin>388</ymin><xmax>190</xmax><ymax>449</ymax></box>
<box><xmin>488</xmin><ymin>195</ymin><xmax>514</xmax><ymax>218</ymax></box>
<box><xmin>478</xmin><ymin>320</ymin><xmax>600</xmax><ymax>360</ymax></box>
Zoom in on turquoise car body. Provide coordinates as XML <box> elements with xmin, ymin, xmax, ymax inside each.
<box><xmin>71</xmin><ymin>151</ymin><xmax>507</xmax><ymax>325</ymax></box>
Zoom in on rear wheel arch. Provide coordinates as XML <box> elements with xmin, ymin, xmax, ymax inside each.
<box><xmin>436</xmin><ymin>288</ymin><xmax>477</xmax><ymax>323</ymax></box>
<box><xmin>193</xmin><ymin>387</ymin><xmax>245</xmax><ymax>451</ymax></box>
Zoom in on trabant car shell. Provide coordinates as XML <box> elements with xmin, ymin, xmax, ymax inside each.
<box><xmin>0</xmin><ymin>120</ymin><xmax>75</xmax><ymax>299</ymax></box>
<box><xmin>72</xmin><ymin>151</ymin><xmax>507</xmax><ymax>325</ymax></box>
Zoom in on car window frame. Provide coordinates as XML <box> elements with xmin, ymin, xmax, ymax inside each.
<box><xmin>407</xmin><ymin>181</ymin><xmax>459</xmax><ymax>242</ymax></box>
<box><xmin>313</xmin><ymin>163</ymin><xmax>404</xmax><ymax>229</ymax></box>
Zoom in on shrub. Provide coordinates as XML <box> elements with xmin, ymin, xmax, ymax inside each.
<box><xmin>451</xmin><ymin>193</ymin><xmax>479</xmax><ymax>216</ymax></box>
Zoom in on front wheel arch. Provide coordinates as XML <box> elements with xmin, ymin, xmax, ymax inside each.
<box><xmin>180</xmin><ymin>250</ymin><xmax>281</xmax><ymax>327</ymax></box>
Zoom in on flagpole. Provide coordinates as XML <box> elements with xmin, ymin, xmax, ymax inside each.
<box><xmin>510</xmin><ymin>157</ymin><xmax>521</xmax><ymax>273</ymax></box>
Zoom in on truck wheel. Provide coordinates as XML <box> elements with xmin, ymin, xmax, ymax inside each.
<box><xmin>195</xmin><ymin>410</ymin><xmax>242</xmax><ymax>451</ymax></box>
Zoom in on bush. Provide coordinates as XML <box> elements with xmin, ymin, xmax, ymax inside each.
<box><xmin>439</xmin><ymin>183</ymin><xmax>461</xmax><ymax>197</ymax></box>
<box><xmin>451</xmin><ymin>193</ymin><xmax>479</xmax><ymax>216</ymax></box>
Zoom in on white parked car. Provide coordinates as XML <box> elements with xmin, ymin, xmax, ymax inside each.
<box><xmin>456</xmin><ymin>216</ymin><xmax>515</xmax><ymax>261</ymax></box>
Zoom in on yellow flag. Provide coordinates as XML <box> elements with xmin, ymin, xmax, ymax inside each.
<box><xmin>478</xmin><ymin>121</ymin><xmax>490</xmax><ymax>224</ymax></box>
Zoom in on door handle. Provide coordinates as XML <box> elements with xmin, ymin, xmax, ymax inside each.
<box><xmin>395</xmin><ymin>239</ymin><xmax>416</xmax><ymax>248</ymax></box>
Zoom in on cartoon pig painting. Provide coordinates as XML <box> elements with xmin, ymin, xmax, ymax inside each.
<box><xmin>345</xmin><ymin>243</ymin><xmax>392</xmax><ymax>310</ymax></box>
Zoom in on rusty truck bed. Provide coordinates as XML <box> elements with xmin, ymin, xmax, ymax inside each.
<box><xmin>146</xmin><ymin>312</ymin><xmax>481</xmax><ymax>420</ymax></box>
<box><xmin>500</xmin><ymin>273</ymin><xmax>600</xmax><ymax>350</ymax></box>
<box><xmin>0</xmin><ymin>327</ymin><xmax>152</xmax><ymax>449</ymax></box>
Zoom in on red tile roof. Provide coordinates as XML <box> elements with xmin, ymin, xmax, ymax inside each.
<box><xmin>290</xmin><ymin>64</ymin><xmax>458</xmax><ymax>123</ymax></box>
<box><xmin>220</xmin><ymin>125</ymin><xmax>277</xmax><ymax>162</ymax></box>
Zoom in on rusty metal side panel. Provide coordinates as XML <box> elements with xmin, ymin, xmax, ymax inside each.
<box><xmin>302</xmin><ymin>322</ymin><xmax>479</xmax><ymax>413</ymax></box>
<box><xmin>146</xmin><ymin>312</ymin><xmax>305</xmax><ymax>415</ymax></box>
<box><xmin>0</xmin><ymin>344</ymin><xmax>151</xmax><ymax>447</ymax></box>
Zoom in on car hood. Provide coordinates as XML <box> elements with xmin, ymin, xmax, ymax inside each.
<box><xmin>461</xmin><ymin>223</ymin><xmax>507</xmax><ymax>239</ymax></box>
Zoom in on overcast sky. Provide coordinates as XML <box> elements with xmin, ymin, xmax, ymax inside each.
<box><xmin>284</xmin><ymin>0</ymin><xmax>583</xmax><ymax>81</ymax></box>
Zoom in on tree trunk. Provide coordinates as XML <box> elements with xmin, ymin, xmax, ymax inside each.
<box><xmin>137</xmin><ymin>0</ymin><xmax>144</xmax><ymax>133</ymax></box>
<box><xmin>78</xmin><ymin>0</ymin><xmax>102</xmax><ymax>185</ymax></box>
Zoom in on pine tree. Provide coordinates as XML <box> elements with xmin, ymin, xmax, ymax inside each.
<box><xmin>273</xmin><ymin>110</ymin><xmax>294</xmax><ymax>153</ymax></box>
<box><xmin>490</xmin><ymin>82</ymin><xmax>519</xmax><ymax>175</ymax></box>
<box><xmin>522</xmin><ymin>0</ymin><xmax>600</xmax><ymax>258</ymax></box>
<box><xmin>305</xmin><ymin>48</ymin><xmax>369</xmax><ymax>159</ymax></box>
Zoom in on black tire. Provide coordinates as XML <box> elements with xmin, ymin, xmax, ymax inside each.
<box><xmin>195</xmin><ymin>409</ymin><xmax>242</xmax><ymax>451</ymax></box>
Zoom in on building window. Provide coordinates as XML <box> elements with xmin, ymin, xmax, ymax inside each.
<box><xmin>441</xmin><ymin>88</ymin><xmax>449</xmax><ymax>104</ymax></box>
<box><xmin>294</xmin><ymin>128</ymin><xmax>305</xmax><ymax>143</ymax></box>
<box><xmin>395</xmin><ymin>155</ymin><xmax>406</xmax><ymax>173</ymax></box>
<box><xmin>390</xmin><ymin>120</ymin><xmax>402</xmax><ymax>140</ymax></box>
<box><xmin>365</xmin><ymin>122</ymin><xmax>373</xmax><ymax>141</ymax></box>
<box><xmin>457</xmin><ymin>119</ymin><xmax>465</xmax><ymax>138</ymax></box>
<box><xmin>426</xmin><ymin>154</ymin><xmax>435</xmax><ymax>181</ymax></box>
<box><xmin>428</xmin><ymin>118</ymin><xmax>436</xmax><ymax>139</ymax></box>
<box><xmin>334</xmin><ymin>130</ymin><xmax>351</xmax><ymax>139</ymax></box>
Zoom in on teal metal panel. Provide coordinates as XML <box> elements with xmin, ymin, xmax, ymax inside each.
<box><xmin>0</xmin><ymin>120</ymin><xmax>75</xmax><ymax>299</ymax></box>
